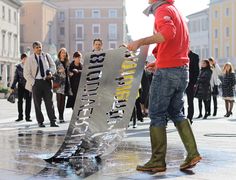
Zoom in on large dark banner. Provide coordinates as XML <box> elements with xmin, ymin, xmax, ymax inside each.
<box><xmin>46</xmin><ymin>46</ymin><xmax>149</xmax><ymax>163</ymax></box>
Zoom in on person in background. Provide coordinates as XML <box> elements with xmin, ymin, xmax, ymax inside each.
<box><xmin>54</xmin><ymin>48</ymin><xmax>71</xmax><ymax>123</ymax></box>
<box><xmin>208</xmin><ymin>57</ymin><xmax>222</xmax><ymax>116</ymax></box>
<box><xmin>11</xmin><ymin>53</ymin><xmax>32</xmax><ymax>122</ymax></box>
<box><xmin>185</xmin><ymin>50</ymin><xmax>199</xmax><ymax>124</ymax></box>
<box><xmin>66</xmin><ymin>51</ymin><xmax>83</xmax><ymax>109</ymax></box>
<box><xmin>221</xmin><ymin>62</ymin><xmax>236</xmax><ymax>117</ymax></box>
<box><xmin>127</xmin><ymin>0</ymin><xmax>201</xmax><ymax>172</ymax></box>
<box><xmin>24</xmin><ymin>41</ymin><xmax>58</xmax><ymax>128</ymax></box>
<box><xmin>92</xmin><ymin>38</ymin><xmax>103</xmax><ymax>53</ymax></box>
<box><xmin>194</xmin><ymin>60</ymin><xmax>212</xmax><ymax>119</ymax></box>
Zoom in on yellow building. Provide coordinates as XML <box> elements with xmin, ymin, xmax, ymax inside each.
<box><xmin>209</xmin><ymin>0</ymin><xmax>236</xmax><ymax>68</ymax></box>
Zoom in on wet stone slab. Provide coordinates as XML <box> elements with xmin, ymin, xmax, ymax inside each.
<box><xmin>1</xmin><ymin>128</ymin><xmax>236</xmax><ymax>180</ymax></box>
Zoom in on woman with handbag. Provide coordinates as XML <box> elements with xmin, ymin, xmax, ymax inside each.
<box><xmin>54</xmin><ymin>48</ymin><xmax>71</xmax><ymax>123</ymax></box>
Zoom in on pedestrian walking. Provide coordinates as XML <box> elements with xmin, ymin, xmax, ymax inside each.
<box><xmin>127</xmin><ymin>0</ymin><xmax>201</xmax><ymax>172</ymax></box>
<box><xmin>24</xmin><ymin>41</ymin><xmax>59</xmax><ymax>127</ymax></box>
<box><xmin>221</xmin><ymin>62</ymin><xmax>236</xmax><ymax>117</ymax></box>
<box><xmin>10</xmin><ymin>53</ymin><xmax>32</xmax><ymax>122</ymax></box>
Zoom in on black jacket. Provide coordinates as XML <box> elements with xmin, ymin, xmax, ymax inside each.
<box><xmin>195</xmin><ymin>67</ymin><xmax>212</xmax><ymax>100</ymax></box>
<box><xmin>188</xmin><ymin>51</ymin><xmax>200</xmax><ymax>86</ymax></box>
<box><xmin>11</xmin><ymin>64</ymin><xmax>26</xmax><ymax>89</ymax></box>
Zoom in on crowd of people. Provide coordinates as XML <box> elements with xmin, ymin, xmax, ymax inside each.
<box><xmin>10</xmin><ymin>39</ymin><xmax>103</xmax><ymax>127</ymax></box>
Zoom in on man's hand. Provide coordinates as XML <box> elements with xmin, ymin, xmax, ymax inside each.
<box><xmin>146</xmin><ymin>62</ymin><xmax>156</xmax><ymax>73</ymax></box>
<box><xmin>127</xmin><ymin>40</ymin><xmax>141</xmax><ymax>51</ymax></box>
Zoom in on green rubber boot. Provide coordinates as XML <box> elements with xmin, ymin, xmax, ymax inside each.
<box><xmin>176</xmin><ymin>119</ymin><xmax>202</xmax><ymax>170</ymax></box>
<box><xmin>136</xmin><ymin>126</ymin><xmax>167</xmax><ymax>172</ymax></box>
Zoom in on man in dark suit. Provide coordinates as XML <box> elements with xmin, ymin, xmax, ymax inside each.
<box><xmin>11</xmin><ymin>53</ymin><xmax>32</xmax><ymax>122</ymax></box>
<box><xmin>185</xmin><ymin>50</ymin><xmax>200</xmax><ymax>124</ymax></box>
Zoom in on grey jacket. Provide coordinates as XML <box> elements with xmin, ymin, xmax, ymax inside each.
<box><xmin>24</xmin><ymin>53</ymin><xmax>56</xmax><ymax>92</ymax></box>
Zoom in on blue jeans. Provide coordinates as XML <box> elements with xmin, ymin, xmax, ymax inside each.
<box><xmin>149</xmin><ymin>66</ymin><xmax>189</xmax><ymax>127</ymax></box>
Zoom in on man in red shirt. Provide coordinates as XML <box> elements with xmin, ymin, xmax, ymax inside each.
<box><xmin>128</xmin><ymin>0</ymin><xmax>201</xmax><ymax>172</ymax></box>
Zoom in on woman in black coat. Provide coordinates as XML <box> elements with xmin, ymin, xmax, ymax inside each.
<box><xmin>194</xmin><ymin>59</ymin><xmax>212</xmax><ymax>119</ymax></box>
<box><xmin>66</xmin><ymin>52</ymin><xmax>83</xmax><ymax>109</ymax></box>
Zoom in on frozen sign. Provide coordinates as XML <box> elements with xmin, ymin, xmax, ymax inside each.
<box><xmin>46</xmin><ymin>46</ymin><xmax>149</xmax><ymax>163</ymax></box>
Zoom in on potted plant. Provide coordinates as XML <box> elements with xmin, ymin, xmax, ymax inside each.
<box><xmin>0</xmin><ymin>87</ymin><xmax>9</xmax><ymax>98</ymax></box>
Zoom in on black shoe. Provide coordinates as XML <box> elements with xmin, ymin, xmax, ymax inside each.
<box><xmin>15</xmin><ymin>118</ymin><xmax>23</xmax><ymax>122</ymax></box>
<box><xmin>203</xmin><ymin>114</ymin><xmax>208</xmax><ymax>119</ymax></box>
<box><xmin>59</xmin><ymin>120</ymin><xmax>65</xmax><ymax>123</ymax></box>
<box><xmin>196</xmin><ymin>114</ymin><xmax>202</xmax><ymax>118</ymax></box>
<box><xmin>26</xmin><ymin>119</ymin><xmax>32</xmax><ymax>122</ymax></box>
<box><xmin>38</xmin><ymin>123</ymin><xmax>45</xmax><ymax>127</ymax></box>
<box><xmin>50</xmin><ymin>122</ymin><xmax>59</xmax><ymax>127</ymax></box>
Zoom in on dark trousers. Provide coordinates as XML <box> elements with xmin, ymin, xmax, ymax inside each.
<box><xmin>56</xmin><ymin>93</ymin><xmax>66</xmax><ymax>120</ymax></box>
<box><xmin>32</xmin><ymin>79</ymin><xmax>56</xmax><ymax>124</ymax></box>
<box><xmin>17</xmin><ymin>86</ymin><xmax>32</xmax><ymax>120</ymax></box>
<box><xmin>185</xmin><ymin>85</ymin><xmax>195</xmax><ymax>120</ymax></box>
<box><xmin>198</xmin><ymin>99</ymin><xmax>210</xmax><ymax>115</ymax></box>
<box><xmin>209</xmin><ymin>95</ymin><xmax>217</xmax><ymax>114</ymax></box>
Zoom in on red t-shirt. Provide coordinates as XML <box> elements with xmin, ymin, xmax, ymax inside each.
<box><xmin>153</xmin><ymin>4</ymin><xmax>189</xmax><ymax>68</ymax></box>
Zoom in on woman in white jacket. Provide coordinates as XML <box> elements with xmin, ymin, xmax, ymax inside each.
<box><xmin>209</xmin><ymin>57</ymin><xmax>222</xmax><ymax>116</ymax></box>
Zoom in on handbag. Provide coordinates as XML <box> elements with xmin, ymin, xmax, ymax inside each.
<box><xmin>7</xmin><ymin>92</ymin><xmax>15</xmax><ymax>103</ymax></box>
<box><xmin>53</xmin><ymin>81</ymin><xmax>60</xmax><ymax>89</ymax></box>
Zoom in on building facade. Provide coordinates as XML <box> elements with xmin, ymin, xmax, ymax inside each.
<box><xmin>187</xmin><ymin>8</ymin><xmax>209</xmax><ymax>60</ymax></box>
<box><xmin>50</xmin><ymin>0</ymin><xmax>127</xmax><ymax>56</ymax></box>
<box><xmin>20</xmin><ymin>0</ymin><xmax>58</xmax><ymax>58</ymax></box>
<box><xmin>0</xmin><ymin>0</ymin><xmax>21</xmax><ymax>88</ymax></box>
<box><xmin>209</xmin><ymin>0</ymin><xmax>236</xmax><ymax>67</ymax></box>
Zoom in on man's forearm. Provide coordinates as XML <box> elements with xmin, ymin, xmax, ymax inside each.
<box><xmin>138</xmin><ymin>32</ymin><xmax>165</xmax><ymax>46</ymax></box>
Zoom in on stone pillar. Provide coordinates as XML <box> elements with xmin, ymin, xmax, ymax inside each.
<box><xmin>1</xmin><ymin>64</ymin><xmax>7</xmax><ymax>88</ymax></box>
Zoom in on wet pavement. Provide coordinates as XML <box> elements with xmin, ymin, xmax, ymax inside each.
<box><xmin>0</xmin><ymin>97</ymin><xmax>236</xmax><ymax>179</ymax></box>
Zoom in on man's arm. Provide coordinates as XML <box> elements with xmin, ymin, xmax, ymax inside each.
<box><xmin>23</xmin><ymin>57</ymin><xmax>34</xmax><ymax>85</ymax></box>
<box><xmin>127</xmin><ymin>32</ymin><xmax>165</xmax><ymax>51</ymax></box>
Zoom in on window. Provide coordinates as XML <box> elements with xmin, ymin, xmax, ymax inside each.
<box><xmin>109</xmin><ymin>9</ymin><xmax>117</xmax><ymax>18</ymax></box>
<box><xmin>201</xmin><ymin>18</ymin><xmax>208</xmax><ymax>31</ymax></box>
<box><xmin>76</xmin><ymin>41</ymin><xmax>84</xmax><ymax>51</ymax></box>
<box><xmin>92</xmin><ymin>24</ymin><xmax>100</xmax><ymax>35</ymax></box>
<box><xmin>8</xmin><ymin>33</ymin><xmax>12</xmax><ymax>56</ymax></box>
<box><xmin>14</xmin><ymin>35</ymin><xmax>17</xmax><ymax>57</ymax></box>
<box><xmin>215</xmin><ymin>47</ymin><xmax>218</xmax><ymax>59</ymax></box>
<box><xmin>108</xmin><ymin>24</ymin><xmax>117</xmax><ymax>40</ymax></box>
<box><xmin>92</xmin><ymin>9</ymin><xmax>100</xmax><ymax>18</ymax></box>
<box><xmin>59</xmin><ymin>11</ymin><xmax>65</xmax><ymax>21</ymax></box>
<box><xmin>60</xmin><ymin>43</ymin><xmax>65</xmax><ymax>48</ymax></box>
<box><xmin>8</xmin><ymin>9</ymin><xmax>11</xmax><ymax>23</ymax></box>
<box><xmin>109</xmin><ymin>41</ymin><xmax>117</xmax><ymax>49</ymax></box>
<box><xmin>214</xmin><ymin>29</ymin><xmax>218</xmax><ymax>38</ymax></box>
<box><xmin>60</xmin><ymin>27</ymin><xmax>65</xmax><ymax>36</ymax></box>
<box><xmin>226</xmin><ymin>46</ymin><xmax>230</xmax><ymax>58</ymax></box>
<box><xmin>226</xmin><ymin>8</ymin><xmax>229</xmax><ymax>16</ymax></box>
<box><xmin>76</xmin><ymin>25</ymin><xmax>84</xmax><ymax>39</ymax></box>
<box><xmin>14</xmin><ymin>11</ymin><xmax>17</xmax><ymax>24</ymax></box>
<box><xmin>75</xmin><ymin>9</ymin><xmax>84</xmax><ymax>18</ymax></box>
<box><xmin>214</xmin><ymin>10</ymin><xmax>218</xmax><ymax>18</ymax></box>
<box><xmin>226</xmin><ymin>27</ymin><xmax>230</xmax><ymax>37</ymax></box>
<box><xmin>20</xmin><ymin>8</ymin><xmax>25</xmax><ymax>16</ymax></box>
<box><xmin>2</xmin><ymin>32</ymin><xmax>6</xmax><ymax>55</ymax></box>
<box><xmin>2</xmin><ymin>6</ymin><xmax>5</xmax><ymax>19</ymax></box>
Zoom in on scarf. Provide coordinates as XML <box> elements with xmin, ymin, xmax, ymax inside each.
<box><xmin>143</xmin><ymin>0</ymin><xmax>173</xmax><ymax>16</ymax></box>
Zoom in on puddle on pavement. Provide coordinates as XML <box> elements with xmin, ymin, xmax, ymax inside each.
<box><xmin>1</xmin><ymin>130</ymin><xmax>236</xmax><ymax>179</ymax></box>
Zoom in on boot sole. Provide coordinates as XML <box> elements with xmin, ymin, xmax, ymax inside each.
<box><xmin>180</xmin><ymin>156</ymin><xmax>202</xmax><ymax>170</ymax></box>
<box><xmin>136</xmin><ymin>166</ymin><xmax>166</xmax><ymax>172</ymax></box>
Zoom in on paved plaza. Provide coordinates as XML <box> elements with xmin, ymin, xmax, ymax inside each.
<box><xmin>0</xmin><ymin>96</ymin><xmax>236</xmax><ymax>180</ymax></box>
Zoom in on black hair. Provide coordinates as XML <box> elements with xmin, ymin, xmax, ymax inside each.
<box><xmin>93</xmin><ymin>38</ymin><xmax>103</xmax><ymax>45</ymax></box>
<box><xmin>73</xmin><ymin>51</ymin><xmax>82</xmax><ymax>58</ymax></box>
<box><xmin>21</xmin><ymin>53</ymin><xmax>27</xmax><ymax>60</ymax></box>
